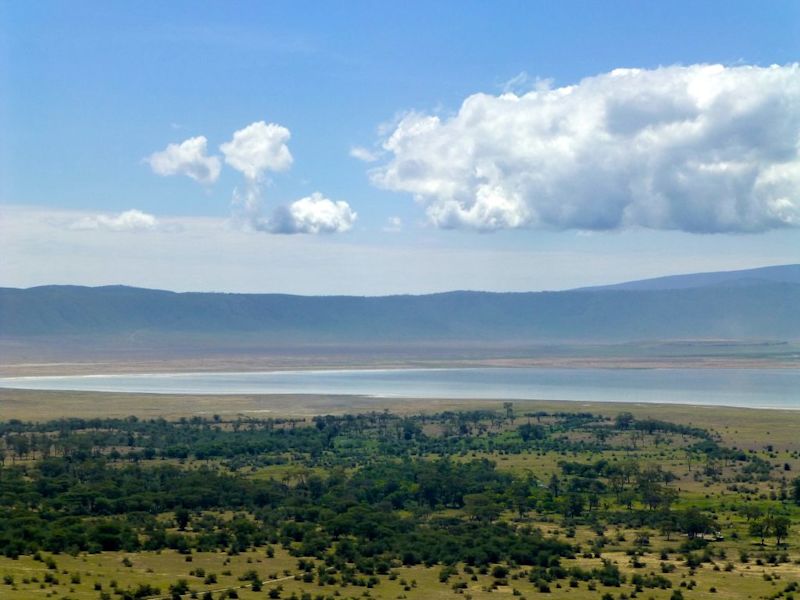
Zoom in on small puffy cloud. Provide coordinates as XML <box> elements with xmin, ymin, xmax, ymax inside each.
<box><xmin>372</xmin><ymin>63</ymin><xmax>800</xmax><ymax>233</ymax></box>
<box><xmin>70</xmin><ymin>209</ymin><xmax>160</xmax><ymax>232</ymax></box>
<box><xmin>349</xmin><ymin>145</ymin><xmax>380</xmax><ymax>162</ymax></box>
<box><xmin>220</xmin><ymin>121</ymin><xmax>293</xmax><ymax>180</ymax></box>
<box><xmin>219</xmin><ymin>122</ymin><xmax>353</xmax><ymax>234</ymax></box>
<box><xmin>270</xmin><ymin>192</ymin><xmax>357</xmax><ymax>234</ymax></box>
<box><xmin>383</xmin><ymin>216</ymin><xmax>403</xmax><ymax>232</ymax></box>
<box><xmin>146</xmin><ymin>136</ymin><xmax>221</xmax><ymax>184</ymax></box>
<box><xmin>146</xmin><ymin>120</ymin><xmax>358</xmax><ymax>236</ymax></box>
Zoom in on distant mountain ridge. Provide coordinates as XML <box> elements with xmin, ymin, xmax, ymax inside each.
<box><xmin>576</xmin><ymin>264</ymin><xmax>800</xmax><ymax>292</ymax></box>
<box><xmin>1</xmin><ymin>265</ymin><xmax>799</xmax><ymax>342</ymax></box>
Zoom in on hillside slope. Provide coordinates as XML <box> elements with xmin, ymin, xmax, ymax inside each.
<box><xmin>578</xmin><ymin>264</ymin><xmax>800</xmax><ymax>292</ymax></box>
<box><xmin>1</xmin><ymin>280</ymin><xmax>798</xmax><ymax>342</ymax></box>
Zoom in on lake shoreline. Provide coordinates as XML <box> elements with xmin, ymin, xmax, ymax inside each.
<box><xmin>1</xmin><ymin>365</ymin><xmax>797</xmax><ymax>411</ymax></box>
<box><xmin>2</xmin><ymin>354</ymin><xmax>798</xmax><ymax>378</ymax></box>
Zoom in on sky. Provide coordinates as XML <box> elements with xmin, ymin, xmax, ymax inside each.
<box><xmin>1</xmin><ymin>1</ymin><xmax>799</xmax><ymax>294</ymax></box>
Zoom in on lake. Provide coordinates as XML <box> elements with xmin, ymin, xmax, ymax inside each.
<box><xmin>1</xmin><ymin>367</ymin><xmax>798</xmax><ymax>409</ymax></box>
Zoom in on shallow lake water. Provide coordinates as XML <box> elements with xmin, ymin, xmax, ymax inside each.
<box><xmin>1</xmin><ymin>367</ymin><xmax>798</xmax><ymax>409</ymax></box>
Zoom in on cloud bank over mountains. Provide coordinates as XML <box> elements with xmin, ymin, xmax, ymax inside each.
<box><xmin>70</xmin><ymin>209</ymin><xmax>161</xmax><ymax>232</ymax></box>
<box><xmin>371</xmin><ymin>63</ymin><xmax>800</xmax><ymax>233</ymax></box>
<box><xmin>147</xmin><ymin>121</ymin><xmax>356</xmax><ymax>235</ymax></box>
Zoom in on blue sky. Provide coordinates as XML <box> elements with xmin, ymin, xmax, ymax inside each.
<box><xmin>1</xmin><ymin>1</ymin><xmax>799</xmax><ymax>294</ymax></box>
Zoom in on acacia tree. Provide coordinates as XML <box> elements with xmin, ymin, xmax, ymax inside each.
<box><xmin>680</xmin><ymin>507</ymin><xmax>716</xmax><ymax>540</ymax></box>
<box><xmin>175</xmin><ymin>508</ymin><xmax>191</xmax><ymax>531</ymax></box>
<box><xmin>548</xmin><ymin>474</ymin><xmax>561</xmax><ymax>497</ymax></box>
<box><xmin>658</xmin><ymin>510</ymin><xmax>679</xmax><ymax>541</ymax></box>
<box><xmin>749</xmin><ymin>518</ymin><xmax>770</xmax><ymax>546</ymax></box>
<box><xmin>463</xmin><ymin>493</ymin><xmax>502</xmax><ymax>522</ymax></box>
<box><xmin>508</xmin><ymin>478</ymin><xmax>534</xmax><ymax>517</ymax></box>
<box><xmin>615</xmin><ymin>412</ymin><xmax>634</xmax><ymax>430</ymax></box>
<box><xmin>772</xmin><ymin>515</ymin><xmax>790</xmax><ymax>546</ymax></box>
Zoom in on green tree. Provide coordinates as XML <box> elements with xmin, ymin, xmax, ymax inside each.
<box><xmin>749</xmin><ymin>518</ymin><xmax>770</xmax><ymax>546</ymax></box>
<box><xmin>508</xmin><ymin>478</ymin><xmax>534</xmax><ymax>517</ymax></box>
<box><xmin>615</xmin><ymin>412</ymin><xmax>635</xmax><ymax>430</ymax></box>
<box><xmin>548</xmin><ymin>473</ymin><xmax>561</xmax><ymax>497</ymax></box>
<box><xmin>680</xmin><ymin>508</ymin><xmax>715</xmax><ymax>539</ymax></box>
<box><xmin>792</xmin><ymin>477</ymin><xmax>800</xmax><ymax>505</ymax></box>
<box><xmin>772</xmin><ymin>515</ymin><xmax>790</xmax><ymax>546</ymax></box>
<box><xmin>561</xmin><ymin>492</ymin><xmax>585</xmax><ymax>518</ymax></box>
<box><xmin>175</xmin><ymin>508</ymin><xmax>191</xmax><ymax>531</ymax></box>
<box><xmin>463</xmin><ymin>493</ymin><xmax>502</xmax><ymax>522</ymax></box>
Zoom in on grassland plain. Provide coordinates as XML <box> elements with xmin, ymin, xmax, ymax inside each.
<box><xmin>3</xmin><ymin>387</ymin><xmax>800</xmax><ymax>449</ymax></box>
<box><xmin>3</xmin><ymin>546</ymin><xmax>798</xmax><ymax>600</ymax></box>
<box><xmin>1</xmin><ymin>389</ymin><xmax>800</xmax><ymax>600</ymax></box>
<box><xmin>2</xmin><ymin>339</ymin><xmax>798</xmax><ymax>377</ymax></box>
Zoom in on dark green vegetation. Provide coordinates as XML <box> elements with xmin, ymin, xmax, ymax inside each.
<box><xmin>1</xmin><ymin>264</ymin><xmax>799</xmax><ymax>340</ymax></box>
<box><xmin>0</xmin><ymin>411</ymin><xmax>594</xmax><ymax>559</ymax></box>
<box><xmin>2</xmin><ymin>406</ymin><xmax>800</xmax><ymax>599</ymax></box>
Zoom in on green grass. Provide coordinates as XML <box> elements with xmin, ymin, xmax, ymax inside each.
<box><xmin>2</xmin><ymin>543</ymin><xmax>799</xmax><ymax>600</ymax></box>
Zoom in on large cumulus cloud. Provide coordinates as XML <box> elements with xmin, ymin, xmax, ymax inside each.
<box><xmin>371</xmin><ymin>64</ymin><xmax>800</xmax><ymax>233</ymax></box>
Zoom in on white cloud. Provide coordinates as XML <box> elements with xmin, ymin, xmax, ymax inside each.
<box><xmin>146</xmin><ymin>136</ymin><xmax>221</xmax><ymax>184</ymax></box>
<box><xmin>372</xmin><ymin>63</ymin><xmax>800</xmax><ymax>233</ymax></box>
<box><xmin>219</xmin><ymin>120</ymin><xmax>297</xmax><ymax>233</ymax></box>
<box><xmin>219</xmin><ymin>121</ymin><xmax>352</xmax><ymax>235</ymax></box>
<box><xmin>220</xmin><ymin>121</ymin><xmax>293</xmax><ymax>180</ymax></box>
<box><xmin>383</xmin><ymin>216</ymin><xmax>403</xmax><ymax>232</ymax></box>
<box><xmin>145</xmin><ymin>121</ymin><xmax>355</xmax><ymax>236</ymax></box>
<box><xmin>69</xmin><ymin>209</ymin><xmax>160</xmax><ymax>232</ymax></box>
<box><xmin>270</xmin><ymin>192</ymin><xmax>357</xmax><ymax>234</ymax></box>
<box><xmin>349</xmin><ymin>145</ymin><xmax>380</xmax><ymax>162</ymax></box>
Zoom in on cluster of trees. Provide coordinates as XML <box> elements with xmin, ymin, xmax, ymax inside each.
<box><xmin>548</xmin><ymin>458</ymin><xmax>678</xmax><ymax>518</ymax></box>
<box><xmin>2</xmin><ymin>406</ymin><xmax>795</xmax><ymax>580</ymax></box>
<box><xmin>741</xmin><ymin>505</ymin><xmax>792</xmax><ymax>546</ymax></box>
<box><xmin>0</xmin><ymin>452</ymin><xmax>577</xmax><ymax>570</ymax></box>
<box><xmin>616</xmin><ymin>412</ymin><xmax>712</xmax><ymax>440</ymax></box>
<box><xmin>0</xmin><ymin>410</ymin><xmax>628</xmax><ymax>468</ymax></box>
